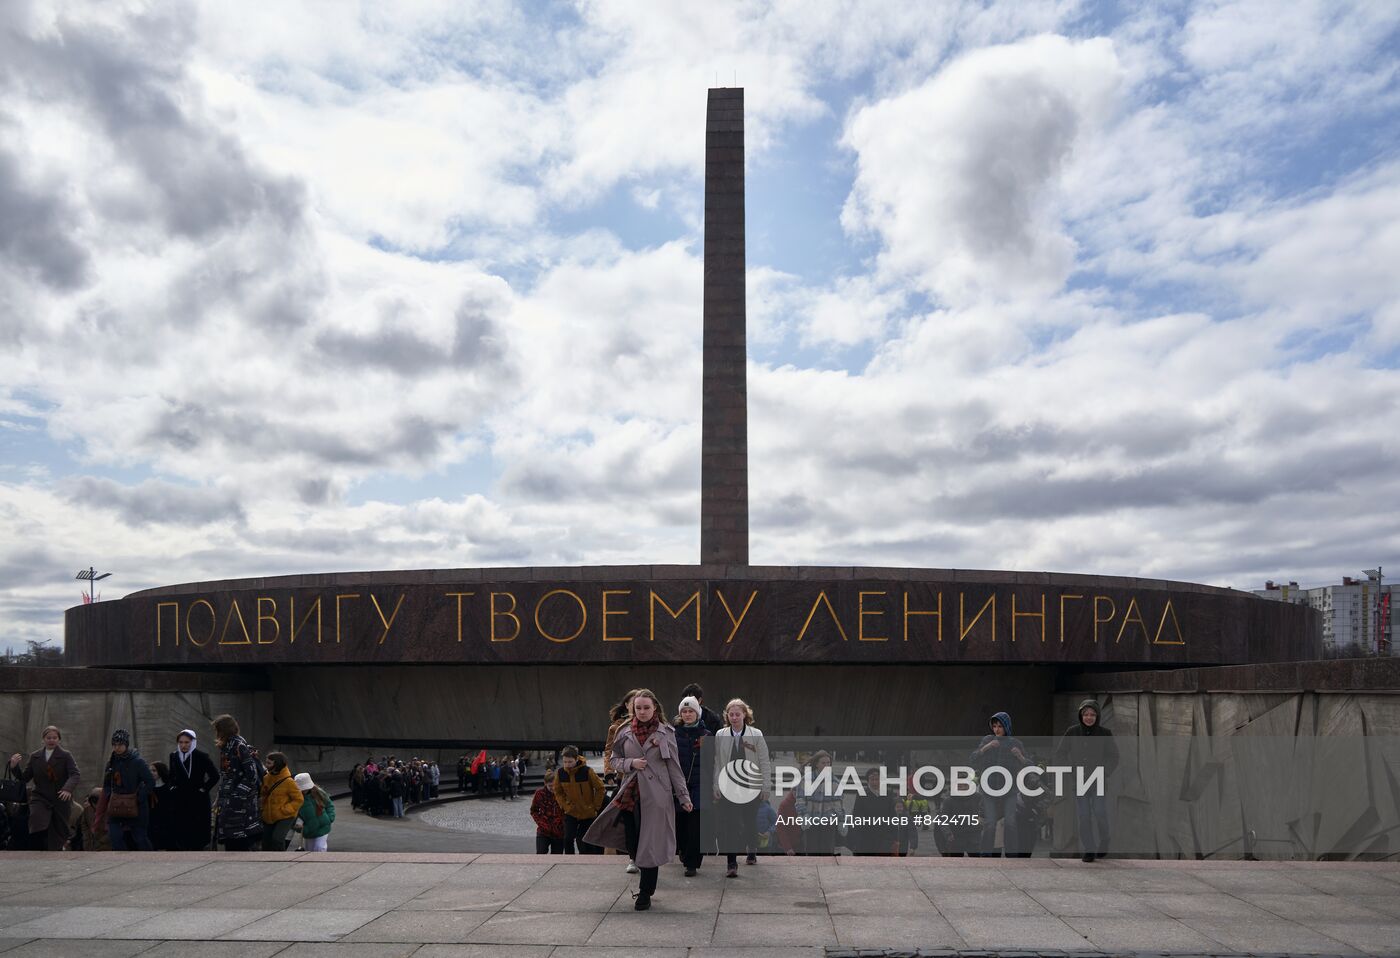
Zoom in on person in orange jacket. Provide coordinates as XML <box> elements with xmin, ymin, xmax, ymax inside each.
<box><xmin>258</xmin><ymin>752</ymin><xmax>302</xmax><ymax>851</ymax></box>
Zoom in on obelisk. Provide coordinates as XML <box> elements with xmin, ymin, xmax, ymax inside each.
<box><xmin>701</xmin><ymin>88</ymin><xmax>749</xmax><ymax>565</ymax></box>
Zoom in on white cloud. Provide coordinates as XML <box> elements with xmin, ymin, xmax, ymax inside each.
<box><xmin>842</xmin><ymin>34</ymin><xmax>1124</xmax><ymax>305</ymax></box>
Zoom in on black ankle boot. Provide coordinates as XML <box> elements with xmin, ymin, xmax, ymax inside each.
<box><xmin>633</xmin><ymin>893</ymin><xmax>651</xmax><ymax>911</ymax></box>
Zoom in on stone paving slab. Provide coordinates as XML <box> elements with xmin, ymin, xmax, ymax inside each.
<box><xmin>341</xmin><ymin>909</ymin><xmax>493</xmax><ymax>942</ymax></box>
<box><xmin>0</xmin><ymin>940</ymin><xmax>161</xmax><ymax>957</ymax></box>
<box><xmin>0</xmin><ymin>852</ymin><xmax>1397</xmax><ymax>955</ymax></box>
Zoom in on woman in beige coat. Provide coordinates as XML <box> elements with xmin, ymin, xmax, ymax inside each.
<box><xmin>585</xmin><ymin>689</ymin><xmax>692</xmax><ymax>911</ymax></box>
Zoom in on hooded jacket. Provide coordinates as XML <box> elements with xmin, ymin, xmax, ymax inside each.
<box><xmin>699</xmin><ymin>704</ymin><xmax>724</xmax><ymax>735</ymax></box>
<box><xmin>553</xmin><ymin>761</ymin><xmax>605</xmax><ymax>819</ymax></box>
<box><xmin>970</xmin><ymin>711</ymin><xmax>1029</xmax><ymax>773</ymax></box>
<box><xmin>1053</xmin><ymin>699</ymin><xmax>1119</xmax><ymax>776</ymax></box>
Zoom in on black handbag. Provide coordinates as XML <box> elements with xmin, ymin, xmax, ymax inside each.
<box><xmin>0</xmin><ymin>767</ymin><xmax>25</xmax><ymax>804</ymax></box>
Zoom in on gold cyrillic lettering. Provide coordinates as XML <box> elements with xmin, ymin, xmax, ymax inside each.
<box><xmin>601</xmin><ymin>589</ymin><xmax>632</xmax><ymax>642</ymax></box>
<box><xmin>290</xmin><ymin>596</ymin><xmax>322</xmax><ymax>644</ymax></box>
<box><xmin>185</xmin><ymin>599</ymin><xmax>215</xmax><ymax>647</ymax></box>
<box><xmin>1093</xmin><ymin>596</ymin><xmax>1116</xmax><ymax>643</ymax></box>
<box><xmin>1153</xmin><ymin>599</ymin><xmax>1185</xmax><ymax>645</ymax></box>
<box><xmin>256</xmin><ymin>597</ymin><xmax>279</xmax><ymax>645</ymax></box>
<box><xmin>370</xmin><ymin>593</ymin><xmax>405</xmax><ymax>645</ymax></box>
<box><xmin>649</xmin><ymin>590</ymin><xmax>700</xmax><ymax>642</ymax></box>
<box><xmin>334</xmin><ymin>593</ymin><xmax>360</xmax><ymax>644</ymax></box>
<box><xmin>797</xmin><ymin>591</ymin><xmax>849</xmax><ymax>642</ymax></box>
<box><xmin>1059</xmin><ymin>594</ymin><xmax>1084</xmax><ymax>643</ymax></box>
<box><xmin>490</xmin><ymin>591</ymin><xmax>520</xmax><ymax>642</ymax></box>
<box><xmin>1115</xmin><ymin>596</ymin><xmax>1149</xmax><ymax>643</ymax></box>
<box><xmin>858</xmin><ymin>591</ymin><xmax>888</xmax><ymax>641</ymax></box>
<box><xmin>535</xmin><ymin>589</ymin><xmax>586</xmax><ymax>643</ymax></box>
<box><xmin>219</xmin><ymin>599</ymin><xmax>252</xmax><ymax>645</ymax></box>
<box><xmin>959</xmin><ymin>593</ymin><xmax>995</xmax><ymax>642</ymax></box>
<box><xmin>1012</xmin><ymin>593</ymin><xmax>1046</xmax><ymax>642</ymax></box>
<box><xmin>715</xmin><ymin>589</ymin><xmax>757</xmax><ymax>644</ymax></box>
<box><xmin>904</xmin><ymin>591</ymin><xmax>943</xmax><ymax>642</ymax></box>
<box><xmin>156</xmin><ymin>601</ymin><xmax>179</xmax><ymax>647</ymax></box>
<box><xmin>446</xmin><ymin>592</ymin><xmax>475</xmax><ymax>642</ymax></box>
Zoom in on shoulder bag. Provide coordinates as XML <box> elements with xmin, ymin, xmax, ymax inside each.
<box><xmin>108</xmin><ymin>791</ymin><xmax>139</xmax><ymax>819</ymax></box>
<box><xmin>0</xmin><ymin>765</ymin><xmax>25</xmax><ymax>804</ymax></box>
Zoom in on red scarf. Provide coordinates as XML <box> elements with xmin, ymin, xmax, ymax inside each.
<box><xmin>615</xmin><ymin>717</ymin><xmax>661</xmax><ymax>812</ymax></box>
<box><xmin>631</xmin><ymin>715</ymin><xmax>660</xmax><ymax>747</ymax></box>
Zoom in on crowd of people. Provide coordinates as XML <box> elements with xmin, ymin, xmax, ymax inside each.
<box><xmin>3</xmin><ymin>687</ymin><xmax>1120</xmax><ymax>912</ymax></box>
<box><xmin>519</xmin><ymin>684</ymin><xmax>1119</xmax><ymax>910</ymax></box>
<box><xmin>452</xmin><ymin>752</ymin><xmax>529</xmax><ymax>798</ymax></box>
<box><xmin>516</xmin><ymin>683</ymin><xmax>754</xmax><ymax>909</ymax></box>
<box><xmin>348</xmin><ymin>757</ymin><xmax>443</xmax><ymax>817</ymax></box>
<box><xmin>2</xmin><ymin>716</ymin><xmax>336</xmax><ymax>853</ymax></box>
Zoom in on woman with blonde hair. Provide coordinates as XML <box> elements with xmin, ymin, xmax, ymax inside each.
<box><xmin>585</xmin><ymin>688</ymin><xmax>693</xmax><ymax>911</ymax></box>
<box><xmin>713</xmin><ymin>697</ymin><xmax>771</xmax><ymax>877</ymax></box>
<box><xmin>294</xmin><ymin>772</ymin><xmax>335</xmax><ymax>852</ymax></box>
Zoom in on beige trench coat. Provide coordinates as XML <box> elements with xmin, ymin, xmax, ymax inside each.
<box><xmin>584</xmin><ymin>723</ymin><xmax>690</xmax><ymax>868</ymax></box>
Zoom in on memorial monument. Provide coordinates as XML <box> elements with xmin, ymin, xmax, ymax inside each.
<box><xmin>62</xmin><ymin>90</ymin><xmax>1320</xmax><ymax>748</ymax></box>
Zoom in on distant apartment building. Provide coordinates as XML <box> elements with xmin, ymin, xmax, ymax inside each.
<box><xmin>1255</xmin><ymin>576</ymin><xmax>1394</xmax><ymax>658</ymax></box>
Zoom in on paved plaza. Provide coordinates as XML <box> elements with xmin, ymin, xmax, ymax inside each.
<box><xmin>0</xmin><ymin>852</ymin><xmax>1398</xmax><ymax>957</ymax></box>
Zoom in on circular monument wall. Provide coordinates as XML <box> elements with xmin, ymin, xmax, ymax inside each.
<box><xmin>65</xmin><ymin>565</ymin><xmax>1319</xmax><ymax>668</ymax></box>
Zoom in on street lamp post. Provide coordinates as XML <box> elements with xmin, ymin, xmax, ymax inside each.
<box><xmin>76</xmin><ymin>567</ymin><xmax>112</xmax><ymax>604</ymax></box>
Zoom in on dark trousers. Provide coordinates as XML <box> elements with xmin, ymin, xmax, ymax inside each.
<box><xmin>564</xmin><ymin>815</ymin><xmax>599</xmax><ymax>854</ymax></box>
<box><xmin>223</xmin><ymin>834</ymin><xmax>260</xmax><ymax>851</ymax></box>
<box><xmin>979</xmin><ymin>790</ymin><xmax>1018</xmax><ymax>856</ymax></box>
<box><xmin>620</xmin><ymin>810</ymin><xmax>658</xmax><ymax>896</ymax></box>
<box><xmin>719</xmin><ymin>795</ymin><xmax>758</xmax><ymax>867</ymax></box>
<box><xmin>675</xmin><ymin>802</ymin><xmax>702</xmax><ymax>868</ymax></box>
<box><xmin>262</xmin><ymin>818</ymin><xmax>295</xmax><ymax>851</ymax></box>
<box><xmin>535</xmin><ymin>834</ymin><xmax>564</xmax><ymax>854</ymax></box>
<box><xmin>107</xmin><ymin>814</ymin><xmax>153</xmax><ymax>851</ymax></box>
<box><xmin>1075</xmin><ymin>793</ymin><xmax>1110</xmax><ymax>855</ymax></box>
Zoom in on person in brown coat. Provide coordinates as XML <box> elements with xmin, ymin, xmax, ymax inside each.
<box><xmin>80</xmin><ymin>788</ymin><xmax>111</xmax><ymax>852</ymax></box>
<box><xmin>8</xmin><ymin>725</ymin><xmax>81</xmax><ymax>850</ymax></box>
<box><xmin>585</xmin><ymin>689</ymin><xmax>692</xmax><ymax>911</ymax></box>
<box><xmin>553</xmin><ymin>745</ymin><xmax>605</xmax><ymax>854</ymax></box>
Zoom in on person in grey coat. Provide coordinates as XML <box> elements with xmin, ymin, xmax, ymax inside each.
<box><xmin>584</xmin><ymin>688</ymin><xmax>693</xmax><ymax>911</ymax></box>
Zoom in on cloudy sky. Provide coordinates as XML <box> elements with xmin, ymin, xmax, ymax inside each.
<box><xmin>2</xmin><ymin>0</ymin><xmax>1398</xmax><ymax>650</ymax></box>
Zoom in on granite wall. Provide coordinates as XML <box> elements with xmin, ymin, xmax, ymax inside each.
<box><xmin>0</xmin><ymin>667</ymin><xmax>273</xmax><ymax>784</ymax></box>
<box><xmin>267</xmin><ymin>662</ymin><xmax>1059</xmax><ymax>750</ymax></box>
<box><xmin>1053</xmin><ymin>659</ymin><xmax>1400</xmax><ymax>860</ymax></box>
